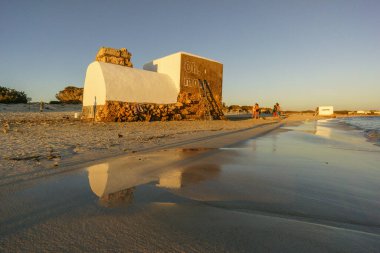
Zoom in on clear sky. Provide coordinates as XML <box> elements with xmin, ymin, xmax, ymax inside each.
<box><xmin>1</xmin><ymin>0</ymin><xmax>379</xmax><ymax>110</ymax></box>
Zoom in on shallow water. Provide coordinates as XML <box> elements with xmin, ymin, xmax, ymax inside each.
<box><xmin>1</xmin><ymin>120</ymin><xmax>380</xmax><ymax>252</ymax></box>
<box><xmin>337</xmin><ymin>116</ymin><xmax>380</xmax><ymax>146</ymax></box>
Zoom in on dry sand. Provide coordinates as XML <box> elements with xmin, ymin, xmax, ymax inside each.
<box><xmin>0</xmin><ymin>103</ymin><xmax>326</xmax><ymax>184</ymax></box>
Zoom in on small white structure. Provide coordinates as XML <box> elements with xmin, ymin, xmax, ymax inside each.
<box><xmin>83</xmin><ymin>61</ymin><xmax>179</xmax><ymax>107</ymax></box>
<box><xmin>318</xmin><ymin>106</ymin><xmax>334</xmax><ymax>116</ymax></box>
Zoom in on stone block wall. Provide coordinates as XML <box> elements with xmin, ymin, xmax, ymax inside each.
<box><xmin>82</xmin><ymin>91</ymin><xmax>223</xmax><ymax>122</ymax></box>
<box><xmin>180</xmin><ymin>53</ymin><xmax>223</xmax><ymax>110</ymax></box>
<box><xmin>95</xmin><ymin>47</ymin><xmax>133</xmax><ymax>68</ymax></box>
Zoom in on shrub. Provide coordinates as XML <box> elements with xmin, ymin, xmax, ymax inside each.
<box><xmin>0</xmin><ymin>86</ymin><xmax>28</xmax><ymax>103</ymax></box>
<box><xmin>335</xmin><ymin>110</ymin><xmax>349</xmax><ymax>115</ymax></box>
<box><xmin>55</xmin><ymin>86</ymin><xmax>83</xmax><ymax>104</ymax></box>
<box><xmin>241</xmin><ymin>105</ymin><xmax>253</xmax><ymax>112</ymax></box>
<box><xmin>49</xmin><ymin>100</ymin><xmax>62</xmax><ymax>104</ymax></box>
<box><xmin>228</xmin><ymin>105</ymin><xmax>241</xmax><ymax>111</ymax></box>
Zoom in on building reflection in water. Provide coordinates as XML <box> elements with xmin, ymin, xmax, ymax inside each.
<box><xmin>156</xmin><ymin>164</ymin><xmax>220</xmax><ymax>189</ymax></box>
<box><xmin>87</xmin><ymin>155</ymin><xmax>221</xmax><ymax>207</ymax></box>
<box><xmin>315</xmin><ymin>124</ymin><xmax>332</xmax><ymax>138</ymax></box>
<box><xmin>179</xmin><ymin>164</ymin><xmax>220</xmax><ymax>187</ymax></box>
<box><xmin>87</xmin><ymin>162</ymin><xmax>142</xmax><ymax>207</ymax></box>
<box><xmin>156</xmin><ymin>170</ymin><xmax>182</xmax><ymax>189</ymax></box>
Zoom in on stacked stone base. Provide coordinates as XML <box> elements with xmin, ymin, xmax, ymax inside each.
<box><xmin>95</xmin><ymin>47</ymin><xmax>133</xmax><ymax>68</ymax></box>
<box><xmin>82</xmin><ymin>93</ymin><xmax>224</xmax><ymax>122</ymax></box>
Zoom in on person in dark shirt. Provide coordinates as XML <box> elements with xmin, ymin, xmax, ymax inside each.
<box><xmin>252</xmin><ymin>103</ymin><xmax>260</xmax><ymax>119</ymax></box>
<box><xmin>276</xmin><ymin>103</ymin><xmax>281</xmax><ymax>117</ymax></box>
<box><xmin>273</xmin><ymin>104</ymin><xmax>277</xmax><ymax>117</ymax></box>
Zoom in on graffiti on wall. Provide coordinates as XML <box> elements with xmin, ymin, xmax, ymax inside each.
<box><xmin>180</xmin><ymin>54</ymin><xmax>223</xmax><ymax>106</ymax></box>
<box><xmin>183</xmin><ymin>61</ymin><xmax>206</xmax><ymax>87</ymax></box>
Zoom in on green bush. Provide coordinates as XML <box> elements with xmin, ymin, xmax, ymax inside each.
<box><xmin>0</xmin><ymin>86</ymin><xmax>28</xmax><ymax>103</ymax></box>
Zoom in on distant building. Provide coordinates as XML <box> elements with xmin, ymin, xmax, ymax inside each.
<box><xmin>356</xmin><ymin>110</ymin><xmax>371</xmax><ymax>114</ymax></box>
<box><xmin>318</xmin><ymin>106</ymin><xmax>334</xmax><ymax>116</ymax></box>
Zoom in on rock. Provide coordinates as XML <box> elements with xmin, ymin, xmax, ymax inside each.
<box><xmin>87</xmin><ymin>99</ymin><xmax>223</xmax><ymax>122</ymax></box>
<box><xmin>96</xmin><ymin>47</ymin><xmax>120</xmax><ymax>58</ymax></box>
<box><xmin>181</xmin><ymin>109</ymin><xmax>189</xmax><ymax>115</ymax></box>
<box><xmin>97</xmin><ymin>56</ymin><xmax>125</xmax><ymax>66</ymax></box>
<box><xmin>95</xmin><ymin>47</ymin><xmax>133</xmax><ymax>68</ymax></box>
<box><xmin>173</xmin><ymin>114</ymin><xmax>182</xmax><ymax>120</ymax></box>
<box><xmin>125</xmin><ymin>61</ymin><xmax>133</xmax><ymax>67</ymax></box>
<box><xmin>120</xmin><ymin>49</ymin><xmax>132</xmax><ymax>58</ymax></box>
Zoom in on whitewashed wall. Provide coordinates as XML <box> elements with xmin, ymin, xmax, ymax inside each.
<box><xmin>143</xmin><ymin>52</ymin><xmax>182</xmax><ymax>93</ymax></box>
<box><xmin>87</xmin><ymin>162</ymin><xmax>151</xmax><ymax>197</ymax></box>
<box><xmin>83</xmin><ymin>61</ymin><xmax>179</xmax><ymax>106</ymax></box>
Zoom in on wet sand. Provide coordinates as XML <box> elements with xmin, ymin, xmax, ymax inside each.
<box><xmin>0</xmin><ymin>103</ymin><xmax>325</xmax><ymax>184</ymax></box>
<box><xmin>1</xmin><ymin>119</ymin><xmax>379</xmax><ymax>252</ymax></box>
<box><xmin>1</xmin><ymin>104</ymin><xmax>283</xmax><ymax>181</ymax></box>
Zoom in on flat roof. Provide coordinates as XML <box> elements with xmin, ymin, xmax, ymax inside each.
<box><xmin>150</xmin><ymin>51</ymin><xmax>222</xmax><ymax>64</ymax></box>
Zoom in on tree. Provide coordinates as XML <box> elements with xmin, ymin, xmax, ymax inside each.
<box><xmin>0</xmin><ymin>86</ymin><xmax>28</xmax><ymax>103</ymax></box>
<box><xmin>55</xmin><ymin>86</ymin><xmax>83</xmax><ymax>104</ymax></box>
<box><xmin>241</xmin><ymin>105</ymin><xmax>252</xmax><ymax>113</ymax></box>
<box><xmin>228</xmin><ymin>105</ymin><xmax>242</xmax><ymax>111</ymax></box>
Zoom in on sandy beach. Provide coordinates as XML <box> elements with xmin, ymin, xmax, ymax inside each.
<box><xmin>0</xmin><ymin>110</ymin><xmax>379</xmax><ymax>252</ymax></box>
<box><xmin>0</xmin><ymin>103</ymin><xmax>325</xmax><ymax>184</ymax></box>
<box><xmin>2</xmin><ymin>1</ymin><xmax>380</xmax><ymax>251</ymax></box>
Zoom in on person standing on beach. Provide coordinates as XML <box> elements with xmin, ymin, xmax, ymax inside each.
<box><xmin>253</xmin><ymin>103</ymin><xmax>260</xmax><ymax>119</ymax></box>
<box><xmin>276</xmin><ymin>103</ymin><xmax>281</xmax><ymax>118</ymax></box>
<box><xmin>272</xmin><ymin>104</ymin><xmax>277</xmax><ymax>117</ymax></box>
<box><xmin>40</xmin><ymin>100</ymin><xmax>44</xmax><ymax>112</ymax></box>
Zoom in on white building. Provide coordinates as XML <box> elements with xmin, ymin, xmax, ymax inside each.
<box><xmin>83</xmin><ymin>61</ymin><xmax>178</xmax><ymax>107</ymax></box>
<box><xmin>318</xmin><ymin>106</ymin><xmax>334</xmax><ymax>116</ymax></box>
<box><xmin>143</xmin><ymin>51</ymin><xmax>222</xmax><ymax>92</ymax></box>
<box><xmin>356</xmin><ymin>110</ymin><xmax>371</xmax><ymax>114</ymax></box>
<box><xmin>82</xmin><ymin>51</ymin><xmax>223</xmax><ymax>121</ymax></box>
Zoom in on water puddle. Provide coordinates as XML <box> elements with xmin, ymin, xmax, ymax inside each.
<box><xmin>1</xmin><ymin>123</ymin><xmax>380</xmax><ymax>251</ymax></box>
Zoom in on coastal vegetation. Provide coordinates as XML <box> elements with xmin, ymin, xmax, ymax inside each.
<box><xmin>0</xmin><ymin>86</ymin><xmax>29</xmax><ymax>103</ymax></box>
<box><xmin>55</xmin><ymin>86</ymin><xmax>83</xmax><ymax>104</ymax></box>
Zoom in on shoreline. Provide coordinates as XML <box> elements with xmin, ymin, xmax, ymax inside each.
<box><xmin>1</xmin><ymin>116</ymin><xmax>379</xmax><ymax>252</ymax></box>
<box><xmin>1</xmin><ymin>121</ymin><xmax>281</xmax><ymax>185</ymax></box>
<box><xmin>0</xmin><ymin>104</ymin><xmax>358</xmax><ymax>185</ymax></box>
